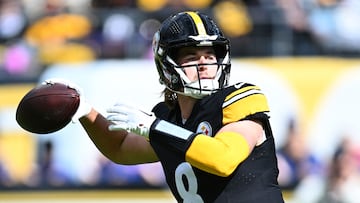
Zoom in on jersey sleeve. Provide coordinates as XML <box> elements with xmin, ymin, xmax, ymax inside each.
<box><xmin>222</xmin><ymin>84</ymin><xmax>270</xmax><ymax>124</ymax></box>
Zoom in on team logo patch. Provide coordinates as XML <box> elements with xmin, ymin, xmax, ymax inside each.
<box><xmin>196</xmin><ymin>121</ymin><xmax>212</xmax><ymax>136</ymax></box>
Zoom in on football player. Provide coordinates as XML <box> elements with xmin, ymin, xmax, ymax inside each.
<box><xmin>50</xmin><ymin>11</ymin><xmax>284</xmax><ymax>202</ymax></box>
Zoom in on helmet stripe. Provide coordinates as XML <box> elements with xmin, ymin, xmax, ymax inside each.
<box><xmin>186</xmin><ymin>11</ymin><xmax>207</xmax><ymax>36</ymax></box>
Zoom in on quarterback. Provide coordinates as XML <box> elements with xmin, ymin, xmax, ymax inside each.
<box><xmin>47</xmin><ymin>11</ymin><xmax>284</xmax><ymax>202</ymax></box>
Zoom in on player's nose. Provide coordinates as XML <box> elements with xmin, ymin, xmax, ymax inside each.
<box><xmin>198</xmin><ymin>56</ymin><xmax>207</xmax><ymax>71</ymax></box>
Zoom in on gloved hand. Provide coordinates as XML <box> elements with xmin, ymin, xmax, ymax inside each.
<box><xmin>106</xmin><ymin>103</ymin><xmax>156</xmax><ymax>139</ymax></box>
<box><xmin>42</xmin><ymin>78</ymin><xmax>92</xmax><ymax>122</ymax></box>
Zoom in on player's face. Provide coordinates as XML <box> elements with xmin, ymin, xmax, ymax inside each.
<box><xmin>176</xmin><ymin>46</ymin><xmax>218</xmax><ymax>82</ymax></box>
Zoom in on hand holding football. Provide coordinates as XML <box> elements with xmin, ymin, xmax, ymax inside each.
<box><xmin>16</xmin><ymin>82</ymin><xmax>80</xmax><ymax>134</ymax></box>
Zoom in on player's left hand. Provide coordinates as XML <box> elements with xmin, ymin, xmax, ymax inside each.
<box><xmin>42</xmin><ymin>78</ymin><xmax>92</xmax><ymax>123</ymax></box>
<box><xmin>106</xmin><ymin>102</ymin><xmax>156</xmax><ymax>139</ymax></box>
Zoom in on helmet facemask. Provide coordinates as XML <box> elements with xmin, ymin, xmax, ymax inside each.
<box><xmin>162</xmin><ymin>49</ymin><xmax>230</xmax><ymax>99</ymax></box>
<box><xmin>180</xmin><ymin>63</ymin><xmax>225</xmax><ymax>99</ymax></box>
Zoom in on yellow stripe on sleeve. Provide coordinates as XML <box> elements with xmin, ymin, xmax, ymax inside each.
<box><xmin>185</xmin><ymin>131</ymin><xmax>250</xmax><ymax>177</ymax></box>
<box><xmin>222</xmin><ymin>86</ymin><xmax>269</xmax><ymax>124</ymax></box>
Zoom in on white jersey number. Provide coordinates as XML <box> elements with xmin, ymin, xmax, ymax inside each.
<box><xmin>175</xmin><ymin>162</ymin><xmax>204</xmax><ymax>203</ymax></box>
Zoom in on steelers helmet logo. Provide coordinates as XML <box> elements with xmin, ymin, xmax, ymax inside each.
<box><xmin>196</xmin><ymin>121</ymin><xmax>212</xmax><ymax>136</ymax></box>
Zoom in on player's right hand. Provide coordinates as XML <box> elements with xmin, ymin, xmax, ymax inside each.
<box><xmin>106</xmin><ymin>103</ymin><xmax>156</xmax><ymax>139</ymax></box>
<box><xmin>42</xmin><ymin>78</ymin><xmax>92</xmax><ymax>122</ymax></box>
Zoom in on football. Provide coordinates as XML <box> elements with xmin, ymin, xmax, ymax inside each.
<box><xmin>16</xmin><ymin>82</ymin><xmax>80</xmax><ymax>134</ymax></box>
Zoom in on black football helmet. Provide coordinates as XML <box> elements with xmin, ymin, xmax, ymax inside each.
<box><xmin>152</xmin><ymin>11</ymin><xmax>231</xmax><ymax>98</ymax></box>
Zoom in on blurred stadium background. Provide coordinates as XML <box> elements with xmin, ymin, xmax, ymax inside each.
<box><xmin>1</xmin><ymin>0</ymin><xmax>360</xmax><ymax>202</ymax></box>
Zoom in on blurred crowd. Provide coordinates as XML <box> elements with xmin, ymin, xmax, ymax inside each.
<box><xmin>1</xmin><ymin>0</ymin><xmax>360</xmax><ymax>84</ymax></box>
<box><xmin>1</xmin><ymin>0</ymin><xmax>360</xmax><ymax>202</ymax></box>
<box><xmin>277</xmin><ymin>122</ymin><xmax>360</xmax><ymax>203</ymax></box>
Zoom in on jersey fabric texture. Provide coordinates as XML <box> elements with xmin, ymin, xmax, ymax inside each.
<box><xmin>150</xmin><ymin>82</ymin><xmax>284</xmax><ymax>203</ymax></box>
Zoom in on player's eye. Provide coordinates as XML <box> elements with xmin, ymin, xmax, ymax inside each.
<box><xmin>206</xmin><ymin>54</ymin><xmax>216</xmax><ymax>60</ymax></box>
<box><xmin>180</xmin><ymin>55</ymin><xmax>197</xmax><ymax>64</ymax></box>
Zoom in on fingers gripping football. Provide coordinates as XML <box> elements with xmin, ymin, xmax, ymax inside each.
<box><xmin>43</xmin><ymin>78</ymin><xmax>92</xmax><ymax>122</ymax></box>
<box><xmin>106</xmin><ymin>103</ymin><xmax>156</xmax><ymax>139</ymax></box>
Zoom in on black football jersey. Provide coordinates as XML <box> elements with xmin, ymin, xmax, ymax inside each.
<box><xmin>150</xmin><ymin>82</ymin><xmax>284</xmax><ymax>203</ymax></box>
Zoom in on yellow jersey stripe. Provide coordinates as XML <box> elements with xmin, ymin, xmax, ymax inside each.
<box><xmin>223</xmin><ymin>88</ymin><xmax>262</xmax><ymax>108</ymax></box>
<box><xmin>186</xmin><ymin>11</ymin><xmax>207</xmax><ymax>35</ymax></box>
<box><xmin>224</xmin><ymin>85</ymin><xmax>261</xmax><ymax>105</ymax></box>
<box><xmin>222</xmin><ymin>86</ymin><xmax>269</xmax><ymax>124</ymax></box>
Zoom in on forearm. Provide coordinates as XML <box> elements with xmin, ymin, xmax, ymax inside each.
<box><xmin>80</xmin><ymin>108</ymin><xmax>158</xmax><ymax>164</ymax></box>
<box><xmin>79</xmin><ymin>108</ymin><xmax>128</xmax><ymax>162</ymax></box>
<box><xmin>185</xmin><ymin>132</ymin><xmax>250</xmax><ymax>177</ymax></box>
